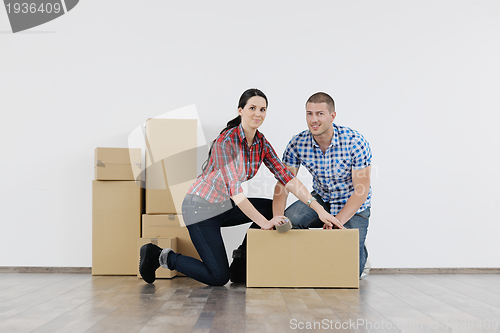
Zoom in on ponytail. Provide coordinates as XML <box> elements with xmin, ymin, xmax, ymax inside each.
<box><xmin>201</xmin><ymin>115</ymin><xmax>241</xmax><ymax>173</ymax></box>
<box><xmin>219</xmin><ymin>115</ymin><xmax>241</xmax><ymax>136</ymax></box>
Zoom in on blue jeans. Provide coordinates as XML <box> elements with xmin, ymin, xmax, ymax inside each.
<box><xmin>285</xmin><ymin>191</ymin><xmax>370</xmax><ymax>277</ymax></box>
<box><xmin>168</xmin><ymin>194</ymin><xmax>272</xmax><ymax>286</ymax></box>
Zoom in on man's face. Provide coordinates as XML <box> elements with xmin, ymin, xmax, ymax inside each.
<box><xmin>306</xmin><ymin>102</ymin><xmax>336</xmax><ymax>137</ymax></box>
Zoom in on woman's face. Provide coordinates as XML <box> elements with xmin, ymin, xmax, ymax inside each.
<box><xmin>238</xmin><ymin>96</ymin><xmax>267</xmax><ymax>131</ymax></box>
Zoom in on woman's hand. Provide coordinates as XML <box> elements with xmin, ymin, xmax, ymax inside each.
<box><xmin>261</xmin><ymin>215</ymin><xmax>288</xmax><ymax>230</ymax></box>
<box><xmin>318</xmin><ymin>211</ymin><xmax>345</xmax><ymax>230</ymax></box>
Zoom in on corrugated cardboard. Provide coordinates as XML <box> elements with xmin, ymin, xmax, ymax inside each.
<box><xmin>92</xmin><ymin>180</ymin><xmax>143</xmax><ymax>275</ymax></box>
<box><xmin>137</xmin><ymin>238</ymin><xmax>177</xmax><ymax>279</ymax></box>
<box><xmin>141</xmin><ymin>214</ymin><xmax>199</xmax><ymax>261</ymax></box>
<box><xmin>247</xmin><ymin>229</ymin><xmax>359</xmax><ymax>288</ymax></box>
<box><xmin>95</xmin><ymin>147</ymin><xmax>142</xmax><ymax>181</ymax></box>
<box><xmin>145</xmin><ymin>118</ymin><xmax>197</xmax><ymax>214</ymax></box>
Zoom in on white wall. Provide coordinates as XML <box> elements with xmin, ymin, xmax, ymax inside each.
<box><xmin>1</xmin><ymin>0</ymin><xmax>499</xmax><ymax>268</ymax></box>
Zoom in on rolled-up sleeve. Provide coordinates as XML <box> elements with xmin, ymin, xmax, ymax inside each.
<box><xmin>351</xmin><ymin>134</ymin><xmax>372</xmax><ymax>169</ymax></box>
<box><xmin>263</xmin><ymin>139</ymin><xmax>294</xmax><ymax>186</ymax></box>
<box><xmin>212</xmin><ymin>139</ymin><xmax>244</xmax><ymax>196</ymax></box>
<box><xmin>282</xmin><ymin>139</ymin><xmax>301</xmax><ymax>168</ymax></box>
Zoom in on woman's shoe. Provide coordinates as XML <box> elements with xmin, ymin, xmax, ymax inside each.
<box><xmin>139</xmin><ymin>243</ymin><xmax>162</xmax><ymax>283</ymax></box>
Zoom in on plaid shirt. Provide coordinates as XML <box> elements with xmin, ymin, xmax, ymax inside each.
<box><xmin>282</xmin><ymin>123</ymin><xmax>372</xmax><ymax>215</ymax></box>
<box><xmin>189</xmin><ymin>124</ymin><xmax>294</xmax><ymax>203</ymax></box>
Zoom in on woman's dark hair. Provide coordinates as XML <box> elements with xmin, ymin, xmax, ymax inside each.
<box><xmin>201</xmin><ymin>88</ymin><xmax>268</xmax><ymax>173</ymax></box>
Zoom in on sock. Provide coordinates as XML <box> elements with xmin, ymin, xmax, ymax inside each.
<box><xmin>159</xmin><ymin>248</ymin><xmax>173</xmax><ymax>269</ymax></box>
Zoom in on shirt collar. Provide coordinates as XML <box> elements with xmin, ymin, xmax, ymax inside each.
<box><xmin>236</xmin><ymin>123</ymin><xmax>261</xmax><ymax>147</ymax></box>
<box><xmin>310</xmin><ymin>124</ymin><xmax>339</xmax><ymax>148</ymax></box>
<box><xmin>332</xmin><ymin>124</ymin><xmax>339</xmax><ymax>147</ymax></box>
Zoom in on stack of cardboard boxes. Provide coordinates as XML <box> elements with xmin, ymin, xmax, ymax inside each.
<box><xmin>139</xmin><ymin>118</ymin><xmax>201</xmax><ymax>278</ymax></box>
<box><xmin>92</xmin><ymin>148</ymin><xmax>143</xmax><ymax>275</ymax></box>
<box><xmin>92</xmin><ymin>118</ymin><xmax>201</xmax><ymax>279</ymax></box>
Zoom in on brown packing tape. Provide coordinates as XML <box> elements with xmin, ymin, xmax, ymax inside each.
<box><xmin>276</xmin><ymin>220</ymin><xmax>292</xmax><ymax>233</ymax></box>
<box><xmin>142</xmin><ymin>216</ymin><xmax>186</xmax><ymax>230</ymax></box>
<box><xmin>150</xmin><ymin>238</ymin><xmax>158</xmax><ymax>245</ymax></box>
<box><xmin>169</xmin><ymin>214</ymin><xmax>186</xmax><ymax>227</ymax></box>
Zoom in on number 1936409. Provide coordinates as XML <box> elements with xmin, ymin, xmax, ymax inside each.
<box><xmin>6</xmin><ymin>2</ymin><xmax>62</xmax><ymax>14</ymax></box>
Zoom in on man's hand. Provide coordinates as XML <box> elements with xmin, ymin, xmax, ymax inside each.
<box><xmin>318</xmin><ymin>210</ymin><xmax>345</xmax><ymax>229</ymax></box>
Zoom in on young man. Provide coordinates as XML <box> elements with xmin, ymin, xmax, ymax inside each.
<box><xmin>273</xmin><ymin>92</ymin><xmax>372</xmax><ymax>278</ymax></box>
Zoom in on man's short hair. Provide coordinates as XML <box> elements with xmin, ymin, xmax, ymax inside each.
<box><xmin>306</xmin><ymin>92</ymin><xmax>335</xmax><ymax>113</ymax></box>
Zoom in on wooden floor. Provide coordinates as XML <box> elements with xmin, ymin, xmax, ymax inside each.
<box><xmin>0</xmin><ymin>273</ymin><xmax>499</xmax><ymax>333</ymax></box>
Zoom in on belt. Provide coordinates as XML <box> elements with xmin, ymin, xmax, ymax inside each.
<box><xmin>184</xmin><ymin>193</ymin><xmax>231</xmax><ymax>209</ymax></box>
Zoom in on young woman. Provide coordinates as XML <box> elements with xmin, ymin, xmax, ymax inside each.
<box><xmin>139</xmin><ymin>88</ymin><xmax>344</xmax><ymax>286</ymax></box>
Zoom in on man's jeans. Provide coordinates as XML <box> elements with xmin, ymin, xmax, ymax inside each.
<box><xmin>168</xmin><ymin>194</ymin><xmax>270</xmax><ymax>286</ymax></box>
<box><xmin>285</xmin><ymin>191</ymin><xmax>370</xmax><ymax>277</ymax></box>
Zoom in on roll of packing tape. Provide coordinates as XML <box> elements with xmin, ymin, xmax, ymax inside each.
<box><xmin>276</xmin><ymin>218</ymin><xmax>292</xmax><ymax>233</ymax></box>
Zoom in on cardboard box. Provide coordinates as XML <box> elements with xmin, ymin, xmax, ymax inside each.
<box><xmin>141</xmin><ymin>214</ymin><xmax>200</xmax><ymax>261</ymax></box>
<box><xmin>137</xmin><ymin>238</ymin><xmax>177</xmax><ymax>279</ymax></box>
<box><xmin>92</xmin><ymin>180</ymin><xmax>143</xmax><ymax>275</ymax></box>
<box><xmin>95</xmin><ymin>147</ymin><xmax>142</xmax><ymax>181</ymax></box>
<box><xmin>145</xmin><ymin>118</ymin><xmax>197</xmax><ymax>214</ymax></box>
<box><xmin>247</xmin><ymin>229</ymin><xmax>359</xmax><ymax>288</ymax></box>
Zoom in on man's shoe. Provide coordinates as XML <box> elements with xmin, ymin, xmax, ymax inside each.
<box><xmin>229</xmin><ymin>249</ymin><xmax>246</xmax><ymax>283</ymax></box>
<box><xmin>139</xmin><ymin>243</ymin><xmax>162</xmax><ymax>284</ymax></box>
<box><xmin>360</xmin><ymin>256</ymin><xmax>371</xmax><ymax>280</ymax></box>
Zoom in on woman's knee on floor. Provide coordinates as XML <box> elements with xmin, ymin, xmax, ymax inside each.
<box><xmin>208</xmin><ymin>271</ymin><xmax>230</xmax><ymax>286</ymax></box>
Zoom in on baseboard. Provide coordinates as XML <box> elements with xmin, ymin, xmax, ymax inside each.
<box><xmin>0</xmin><ymin>267</ymin><xmax>92</xmax><ymax>273</ymax></box>
<box><xmin>1</xmin><ymin>267</ymin><xmax>499</xmax><ymax>274</ymax></box>
<box><xmin>371</xmin><ymin>268</ymin><xmax>500</xmax><ymax>274</ymax></box>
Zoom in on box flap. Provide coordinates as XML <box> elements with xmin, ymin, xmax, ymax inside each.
<box><xmin>95</xmin><ymin>147</ymin><xmax>141</xmax><ymax>166</ymax></box>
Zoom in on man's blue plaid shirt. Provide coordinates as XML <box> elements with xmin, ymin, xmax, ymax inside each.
<box><xmin>282</xmin><ymin>123</ymin><xmax>372</xmax><ymax>216</ymax></box>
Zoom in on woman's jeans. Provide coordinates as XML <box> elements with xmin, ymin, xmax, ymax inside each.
<box><xmin>167</xmin><ymin>194</ymin><xmax>273</xmax><ymax>286</ymax></box>
<box><xmin>285</xmin><ymin>191</ymin><xmax>370</xmax><ymax>277</ymax></box>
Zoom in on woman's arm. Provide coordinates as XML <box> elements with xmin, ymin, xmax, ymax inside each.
<box><xmin>231</xmin><ymin>193</ymin><xmax>286</xmax><ymax>230</ymax></box>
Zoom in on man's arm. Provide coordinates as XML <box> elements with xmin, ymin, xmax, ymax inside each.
<box><xmin>272</xmin><ymin>165</ymin><xmax>298</xmax><ymax>216</ymax></box>
<box><xmin>335</xmin><ymin>165</ymin><xmax>371</xmax><ymax>225</ymax></box>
